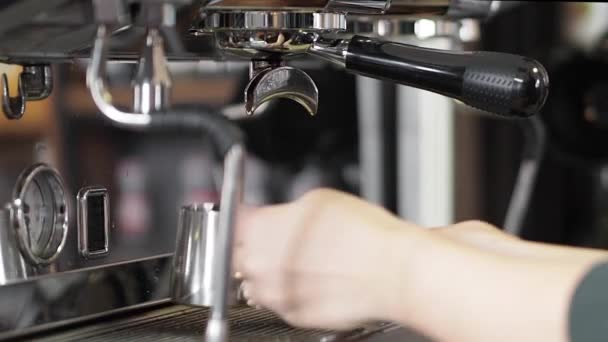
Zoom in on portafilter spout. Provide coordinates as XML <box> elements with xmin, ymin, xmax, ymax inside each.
<box><xmin>245</xmin><ymin>60</ymin><xmax>319</xmax><ymax>116</ymax></box>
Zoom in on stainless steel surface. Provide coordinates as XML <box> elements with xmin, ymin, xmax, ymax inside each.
<box><xmin>203</xmin><ymin>0</ymin><xmax>328</xmax><ymax>10</ymax></box>
<box><xmin>0</xmin><ymin>255</ymin><xmax>173</xmax><ymax>339</ymax></box>
<box><xmin>0</xmin><ymin>209</ymin><xmax>29</xmax><ymax>286</ymax></box>
<box><xmin>208</xmin><ymin>144</ymin><xmax>245</xmax><ymax>340</ymax></box>
<box><xmin>196</xmin><ymin>11</ymin><xmax>346</xmax><ymax>32</ymax></box>
<box><xmin>308</xmin><ymin>38</ymin><xmax>350</xmax><ymax>68</ymax></box>
<box><xmin>2</xmin><ymin>65</ymin><xmax>53</xmax><ymax>120</ymax></box>
<box><xmin>0</xmin><ymin>136</ymin><xmax>183</xmax><ymax>338</ymax></box>
<box><xmin>0</xmin><ymin>117</ymin><xmax>192</xmax><ymax>337</ymax></box>
<box><xmin>206</xmin><ymin>316</ymin><xmax>229</xmax><ymax>342</ymax></box>
<box><xmin>0</xmin><ymin>0</ymin><xmax>216</xmax><ymax>63</ymax></box>
<box><xmin>192</xmin><ymin>11</ymin><xmax>346</xmax><ymax>60</ymax></box>
<box><xmin>9</xmin><ymin>163</ymin><xmax>69</xmax><ymax>266</ymax></box>
<box><xmin>133</xmin><ymin>29</ymin><xmax>172</xmax><ymax>115</ymax></box>
<box><xmin>28</xmin><ymin>305</ymin><xmax>401</xmax><ymax>341</ymax></box>
<box><xmin>87</xmin><ymin>25</ymin><xmax>153</xmax><ymax>127</ymax></box>
<box><xmin>172</xmin><ymin>203</ymin><xmax>239</xmax><ymax>307</ymax></box>
<box><xmin>0</xmin><ymin>157</ymin><xmax>180</xmax><ymax>339</ymax></box>
<box><xmin>77</xmin><ymin>186</ymin><xmax>110</xmax><ymax>258</ymax></box>
<box><xmin>245</xmin><ymin>63</ymin><xmax>319</xmax><ymax>116</ymax></box>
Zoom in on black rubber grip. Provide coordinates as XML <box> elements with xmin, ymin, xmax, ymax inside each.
<box><xmin>345</xmin><ymin>35</ymin><xmax>550</xmax><ymax>117</ymax></box>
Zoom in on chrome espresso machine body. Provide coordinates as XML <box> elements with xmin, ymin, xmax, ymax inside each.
<box><xmin>0</xmin><ymin>1</ymin><xmax>549</xmax><ymax>341</ymax></box>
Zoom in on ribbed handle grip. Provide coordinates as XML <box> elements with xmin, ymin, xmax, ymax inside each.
<box><xmin>461</xmin><ymin>52</ymin><xmax>549</xmax><ymax>116</ymax></box>
<box><xmin>345</xmin><ymin>35</ymin><xmax>550</xmax><ymax>117</ymax></box>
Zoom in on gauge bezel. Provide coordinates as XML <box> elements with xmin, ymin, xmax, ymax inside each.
<box><xmin>10</xmin><ymin>163</ymin><xmax>68</xmax><ymax>266</ymax></box>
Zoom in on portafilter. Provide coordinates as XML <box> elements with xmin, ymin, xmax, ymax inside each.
<box><xmin>193</xmin><ymin>1</ymin><xmax>549</xmax><ymax>118</ymax></box>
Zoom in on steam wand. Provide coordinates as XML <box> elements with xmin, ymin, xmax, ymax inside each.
<box><xmin>87</xmin><ymin>20</ymin><xmax>244</xmax><ymax>342</ymax></box>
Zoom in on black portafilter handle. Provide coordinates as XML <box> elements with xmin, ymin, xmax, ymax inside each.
<box><xmin>321</xmin><ymin>35</ymin><xmax>550</xmax><ymax>118</ymax></box>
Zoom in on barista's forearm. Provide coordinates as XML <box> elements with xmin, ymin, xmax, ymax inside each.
<box><xmin>385</xmin><ymin>228</ymin><xmax>595</xmax><ymax>342</ymax></box>
<box><xmin>480</xmin><ymin>239</ymin><xmax>608</xmax><ymax>264</ymax></box>
<box><xmin>436</xmin><ymin>222</ymin><xmax>608</xmax><ymax>264</ymax></box>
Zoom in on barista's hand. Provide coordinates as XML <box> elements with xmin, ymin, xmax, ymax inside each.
<box><xmin>233</xmin><ymin>188</ymin><xmax>414</xmax><ymax>330</ymax></box>
<box><xmin>233</xmin><ymin>188</ymin><xmax>608</xmax><ymax>342</ymax></box>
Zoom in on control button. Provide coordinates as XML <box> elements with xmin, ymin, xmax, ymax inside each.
<box><xmin>77</xmin><ymin>186</ymin><xmax>110</xmax><ymax>258</ymax></box>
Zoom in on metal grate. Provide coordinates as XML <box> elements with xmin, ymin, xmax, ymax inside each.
<box><xmin>32</xmin><ymin>305</ymin><xmax>395</xmax><ymax>341</ymax></box>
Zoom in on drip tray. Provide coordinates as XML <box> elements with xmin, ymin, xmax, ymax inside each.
<box><xmin>30</xmin><ymin>305</ymin><xmax>399</xmax><ymax>341</ymax></box>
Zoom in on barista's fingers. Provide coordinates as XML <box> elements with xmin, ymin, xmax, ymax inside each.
<box><xmin>240</xmin><ymin>280</ymin><xmax>252</xmax><ymax>299</ymax></box>
<box><xmin>235</xmin><ymin>203</ymin><xmax>294</xmax><ymax>242</ymax></box>
<box><xmin>233</xmin><ymin>242</ymin><xmax>265</xmax><ymax>280</ymax></box>
<box><xmin>233</xmin><ymin>203</ymin><xmax>295</xmax><ymax>276</ymax></box>
<box><xmin>233</xmin><ymin>205</ymin><xmax>260</xmax><ymax>276</ymax></box>
<box><xmin>240</xmin><ymin>280</ymin><xmax>260</xmax><ymax>304</ymax></box>
<box><xmin>240</xmin><ymin>279</ymin><xmax>272</xmax><ymax>310</ymax></box>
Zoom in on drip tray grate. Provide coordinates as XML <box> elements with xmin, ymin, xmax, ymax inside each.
<box><xmin>31</xmin><ymin>305</ymin><xmax>396</xmax><ymax>341</ymax></box>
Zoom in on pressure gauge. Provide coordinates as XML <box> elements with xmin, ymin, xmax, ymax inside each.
<box><xmin>9</xmin><ymin>164</ymin><xmax>68</xmax><ymax>266</ymax></box>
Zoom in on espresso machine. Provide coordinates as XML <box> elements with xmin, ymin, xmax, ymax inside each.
<box><xmin>0</xmin><ymin>0</ymin><xmax>550</xmax><ymax>341</ymax></box>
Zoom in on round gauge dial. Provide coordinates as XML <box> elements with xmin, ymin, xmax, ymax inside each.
<box><xmin>11</xmin><ymin>164</ymin><xmax>68</xmax><ymax>265</ymax></box>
